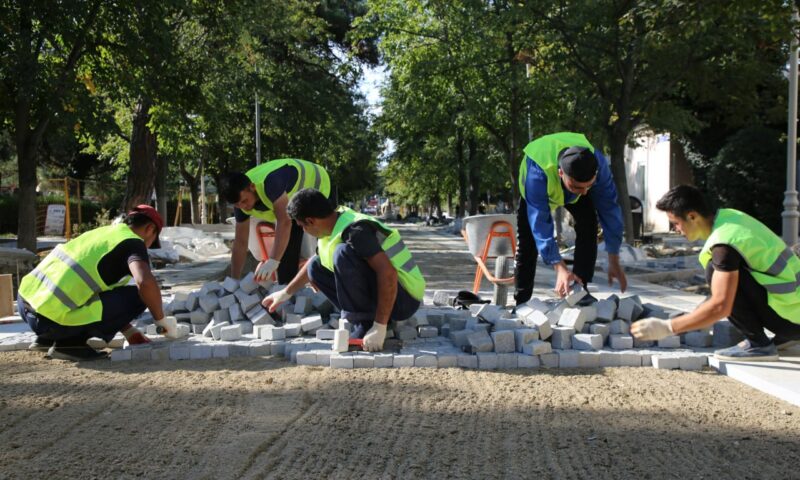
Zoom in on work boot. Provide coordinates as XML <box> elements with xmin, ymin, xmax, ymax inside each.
<box><xmin>714</xmin><ymin>339</ymin><xmax>779</xmax><ymax>362</ymax></box>
<box><xmin>575</xmin><ymin>292</ymin><xmax>598</xmax><ymax>307</ymax></box>
<box><xmin>28</xmin><ymin>336</ymin><xmax>54</xmax><ymax>352</ymax></box>
<box><xmin>772</xmin><ymin>335</ymin><xmax>800</xmax><ymax>352</ymax></box>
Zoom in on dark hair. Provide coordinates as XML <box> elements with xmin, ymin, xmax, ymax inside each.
<box><xmin>221</xmin><ymin>172</ymin><xmax>252</xmax><ymax>203</ymax></box>
<box><xmin>287</xmin><ymin>188</ymin><xmax>334</xmax><ymax>222</ymax></box>
<box><xmin>124</xmin><ymin>212</ymin><xmax>157</xmax><ymax>230</ymax></box>
<box><xmin>655</xmin><ymin>185</ymin><xmax>713</xmax><ymax>219</ymax></box>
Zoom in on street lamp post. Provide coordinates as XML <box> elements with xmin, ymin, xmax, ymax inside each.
<box><xmin>783</xmin><ymin>8</ymin><xmax>799</xmax><ymax>246</ymax></box>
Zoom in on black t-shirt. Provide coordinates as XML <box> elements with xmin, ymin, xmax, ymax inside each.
<box><xmin>704</xmin><ymin>244</ymin><xmax>743</xmax><ymax>283</ymax></box>
<box><xmin>234</xmin><ymin>165</ymin><xmax>299</xmax><ymax>222</ymax></box>
<box><xmin>340</xmin><ymin>221</ymin><xmax>383</xmax><ymax>258</ymax></box>
<box><xmin>96</xmin><ymin>238</ymin><xmax>149</xmax><ymax>286</ymax></box>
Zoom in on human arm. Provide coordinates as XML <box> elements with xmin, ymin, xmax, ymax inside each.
<box><xmin>267</xmin><ymin>193</ymin><xmax>292</xmax><ymax>262</ymax></box>
<box><xmin>129</xmin><ymin>259</ymin><xmax>164</xmax><ymax>321</ymax></box>
<box><xmin>230</xmin><ymin>216</ymin><xmax>250</xmax><ymax>278</ymax></box>
<box><xmin>361</xmin><ymin>252</ymin><xmax>396</xmax><ymax>352</ymax></box>
<box><xmin>260</xmin><ymin>255</ymin><xmax>312</xmax><ymax>312</ymax></box>
<box><xmin>632</xmin><ymin>268</ymin><xmax>738</xmax><ymax>340</ymax></box>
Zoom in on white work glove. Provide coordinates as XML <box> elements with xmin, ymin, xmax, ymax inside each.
<box><xmin>155</xmin><ymin>316</ymin><xmax>179</xmax><ymax>339</ymax></box>
<box><xmin>254</xmin><ymin>259</ymin><xmax>280</xmax><ymax>281</ymax></box>
<box><xmin>261</xmin><ymin>288</ymin><xmax>292</xmax><ymax>313</ymax></box>
<box><xmin>631</xmin><ymin>318</ymin><xmax>673</xmax><ymax>341</ymax></box>
<box><xmin>362</xmin><ymin>322</ymin><xmax>388</xmax><ymax>352</ymax></box>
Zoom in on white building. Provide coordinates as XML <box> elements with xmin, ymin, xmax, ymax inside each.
<box><xmin>624</xmin><ymin>129</ymin><xmax>694</xmax><ymax>234</ymax></box>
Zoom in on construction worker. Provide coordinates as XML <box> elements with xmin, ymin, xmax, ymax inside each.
<box><xmin>515</xmin><ymin>131</ymin><xmax>627</xmax><ymax>305</ymax></box>
<box><xmin>17</xmin><ymin>205</ymin><xmax>177</xmax><ymax>361</ymax></box>
<box><xmin>262</xmin><ymin>188</ymin><xmax>425</xmax><ymax>352</ymax></box>
<box><xmin>222</xmin><ymin>159</ymin><xmax>331</xmax><ymax>284</ymax></box>
<box><xmin>632</xmin><ymin>185</ymin><xmax>800</xmax><ymax>361</ymax></box>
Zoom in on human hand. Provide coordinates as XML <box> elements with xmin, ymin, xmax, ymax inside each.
<box><xmin>261</xmin><ymin>288</ymin><xmax>292</xmax><ymax>313</ymax></box>
<box><xmin>155</xmin><ymin>316</ymin><xmax>179</xmax><ymax>339</ymax></box>
<box><xmin>362</xmin><ymin>322</ymin><xmax>388</xmax><ymax>352</ymax></box>
<box><xmin>554</xmin><ymin>263</ymin><xmax>581</xmax><ymax>298</ymax></box>
<box><xmin>631</xmin><ymin>318</ymin><xmax>673</xmax><ymax>341</ymax></box>
<box><xmin>254</xmin><ymin>259</ymin><xmax>280</xmax><ymax>282</ymax></box>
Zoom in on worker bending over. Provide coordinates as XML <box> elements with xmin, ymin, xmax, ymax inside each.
<box><xmin>17</xmin><ymin>205</ymin><xmax>177</xmax><ymax>361</ymax></box>
<box><xmin>632</xmin><ymin>185</ymin><xmax>800</xmax><ymax>360</ymax></box>
<box><xmin>515</xmin><ymin>132</ymin><xmax>627</xmax><ymax>304</ymax></box>
<box><xmin>222</xmin><ymin>158</ymin><xmax>331</xmax><ymax>284</ymax></box>
<box><xmin>262</xmin><ymin>189</ymin><xmax>425</xmax><ymax>352</ymax></box>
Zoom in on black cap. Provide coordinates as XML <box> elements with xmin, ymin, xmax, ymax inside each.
<box><xmin>558</xmin><ymin>147</ymin><xmax>597</xmax><ymax>182</ymax></box>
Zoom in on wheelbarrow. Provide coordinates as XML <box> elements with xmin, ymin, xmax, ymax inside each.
<box><xmin>461</xmin><ymin>214</ymin><xmax>517</xmax><ymax>306</ymax></box>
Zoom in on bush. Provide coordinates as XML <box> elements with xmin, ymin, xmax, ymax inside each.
<box><xmin>703</xmin><ymin>125</ymin><xmax>786</xmax><ymax>233</ymax></box>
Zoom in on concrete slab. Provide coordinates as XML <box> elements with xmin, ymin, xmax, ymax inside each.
<box><xmin>710</xmin><ymin>352</ymin><xmax>800</xmax><ymax>408</ymax></box>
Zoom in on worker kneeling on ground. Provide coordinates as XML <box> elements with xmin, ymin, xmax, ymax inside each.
<box><xmin>632</xmin><ymin>185</ymin><xmax>800</xmax><ymax>361</ymax></box>
<box><xmin>222</xmin><ymin>158</ymin><xmax>331</xmax><ymax>284</ymax></box>
<box><xmin>262</xmin><ymin>188</ymin><xmax>426</xmax><ymax>352</ymax></box>
<box><xmin>515</xmin><ymin>131</ymin><xmax>627</xmax><ymax>304</ymax></box>
<box><xmin>17</xmin><ymin>205</ymin><xmax>178</xmax><ymax>361</ymax></box>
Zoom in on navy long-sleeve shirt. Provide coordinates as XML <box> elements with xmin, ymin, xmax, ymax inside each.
<box><xmin>522</xmin><ymin>150</ymin><xmax>623</xmax><ymax>265</ymax></box>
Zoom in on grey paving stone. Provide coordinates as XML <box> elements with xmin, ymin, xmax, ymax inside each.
<box><xmin>212</xmin><ymin>344</ymin><xmax>230</xmax><ymax>358</ymax></box>
<box><xmin>679</xmin><ymin>355</ymin><xmax>707</xmax><ymax>371</ymax></box>
<box><xmin>467</xmin><ymin>330</ymin><xmax>494</xmax><ymax>353</ymax></box>
<box><xmin>497</xmin><ymin>353</ymin><xmax>518</xmax><ymax>369</ymax></box>
<box><xmin>652</xmin><ymin>356</ymin><xmax>680</xmax><ymax>369</ymax></box>
<box><xmin>374</xmin><ymin>353</ymin><xmax>394</xmax><ymax>368</ymax></box>
<box><xmin>565</xmin><ymin>284</ymin><xmax>587</xmax><ymax>306</ymax></box>
<box><xmin>415</xmin><ymin>354</ymin><xmax>437</xmax><ymax>368</ymax></box>
<box><xmin>684</xmin><ymin>330</ymin><xmax>712</xmax><ymax>347</ymax></box>
<box><xmin>393</xmin><ymin>354</ymin><xmax>415</xmax><ymax>367</ymax></box>
<box><xmin>514</xmin><ymin>328</ymin><xmax>539</xmax><ymax>352</ymax></box>
<box><xmin>712</xmin><ymin>319</ymin><xmax>745</xmax><ymax>347</ymax></box>
<box><xmin>657</xmin><ymin>335</ymin><xmax>681</xmax><ymax>349</ymax></box>
<box><xmin>589</xmin><ymin>323</ymin><xmax>611</xmax><ymax>341</ymax></box>
<box><xmin>609</xmin><ymin>334</ymin><xmax>634</xmax><ymax>350</ymax></box>
<box><xmin>296</xmin><ymin>351</ymin><xmax>317</xmax><ymax>366</ymax></box>
<box><xmin>526</xmin><ymin>310</ymin><xmax>552</xmax><ymax>340</ymax></box>
<box><xmin>491</xmin><ymin>330</ymin><xmax>515</xmax><ymax>353</ymax></box>
<box><xmin>189</xmin><ymin>344</ymin><xmax>213</xmax><ymax>360</ymax></box>
<box><xmin>110</xmin><ymin>349</ymin><xmax>132</xmax><ymax>361</ymax></box>
<box><xmin>572</xmin><ymin>333</ymin><xmax>603</xmax><ymax>351</ymax></box>
<box><xmin>522</xmin><ymin>340</ymin><xmax>552</xmax><ymax>355</ymax></box>
<box><xmin>418</xmin><ymin>326</ymin><xmax>438</xmax><ymax>338</ymax></box>
<box><xmin>330</xmin><ymin>354</ymin><xmax>354</xmax><ymax>369</ymax></box>
<box><xmin>249</xmin><ymin>341</ymin><xmax>271</xmax><ymax>356</ymax></box>
<box><xmin>219</xmin><ymin>294</ymin><xmax>237</xmax><ymax>310</ymax></box>
<box><xmin>517</xmin><ymin>354</ymin><xmax>540</xmax><ymax>368</ymax></box>
<box><xmin>540</xmin><ymin>352</ymin><xmax>559</xmax><ymax>368</ymax></box>
<box><xmin>169</xmin><ymin>344</ymin><xmax>189</xmax><ymax>360</ymax></box>
<box><xmin>578</xmin><ymin>351</ymin><xmax>601</xmax><ymax>368</ymax></box>
<box><xmin>437</xmin><ymin>353</ymin><xmax>458</xmax><ymax>368</ymax></box>
<box><xmin>220</xmin><ymin>324</ymin><xmax>242</xmax><ymax>341</ymax></box>
<box><xmin>477</xmin><ymin>352</ymin><xmax>498</xmax><ymax>370</ymax></box>
<box><xmin>609</xmin><ymin>319</ymin><xmax>630</xmax><ymax>335</ymax></box>
<box><xmin>557</xmin><ymin>350</ymin><xmax>580</xmax><ymax>368</ymax></box>
<box><xmin>457</xmin><ymin>354</ymin><xmax>478</xmax><ymax>369</ymax></box>
<box><xmin>551</xmin><ymin>326</ymin><xmax>574</xmax><ymax>350</ymax></box>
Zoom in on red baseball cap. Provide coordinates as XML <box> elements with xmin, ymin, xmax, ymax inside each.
<box><xmin>128</xmin><ymin>204</ymin><xmax>164</xmax><ymax>249</ymax></box>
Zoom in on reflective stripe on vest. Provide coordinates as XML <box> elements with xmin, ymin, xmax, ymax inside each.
<box><xmin>699</xmin><ymin>209</ymin><xmax>800</xmax><ymax>324</ymax></box>
<box><xmin>17</xmin><ymin>224</ymin><xmax>141</xmax><ymax>326</ymax></box>
<box><xmin>242</xmin><ymin>159</ymin><xmax>331</xmax><ymax>223</ymax></box>
<box><xmin>317</xmin><ymin>207</ymin><xmax>425</xmax><ymax>300</ymax></box>
<box><xmin>518</xmin><ymin>132</ymin><xmax>594</xmax><ymax>211</ymax></box>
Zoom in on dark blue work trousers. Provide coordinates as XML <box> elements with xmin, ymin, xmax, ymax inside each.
<box><xmin>18</xmin><ymin>286</ymin><xmax>146</xmax><ymax>343</ymax></box>
<box><xmin>306</xmin><ymin>243</ymin><xmax>420</xmax><ymax>338</ymax></box>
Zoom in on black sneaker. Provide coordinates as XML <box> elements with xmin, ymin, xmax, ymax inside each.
<box><xmin>46</xmin><ymin>344</ymin><xmax>108</xmax><ymax>361</ymax></box>
<box><xmin>28</xmin><ymin>337</ymin><xmax>54</xmax><ymax>352</ymax></box>
<box><xmin>575</xmin><ymin>293</ymin><xmax>598</xmax><ymax>307</ymax></box>
<box><xmin>714</xmin><ymin>339</ymin><xmax>779</xmax><ymax>362</ymax></box>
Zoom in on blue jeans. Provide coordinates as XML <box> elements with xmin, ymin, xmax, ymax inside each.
<box><xmin>307</xmin><ymin>243</ymin><xmax>420</xmax><ymax>338</ymax></box>
<box><xmin>18</xmin><ymin>286</ymin><xmax>146</xmax><ymax>343</ymax></box>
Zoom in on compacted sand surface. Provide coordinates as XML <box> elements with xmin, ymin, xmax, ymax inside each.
<box><xmin>0</xmin><ymin>351</ymin><xmax>798</xmax><ymax>479</ymax></box>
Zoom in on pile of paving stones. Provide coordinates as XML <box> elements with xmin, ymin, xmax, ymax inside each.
<box><xmin>103</xmin><ymin>282</ymin><xmax>737</xmax><ymax>369</ymax></box>
<box><xmin>0</xmin><ymin>277</ymin><xmax>742</xmax><ymax>369</ymax></box>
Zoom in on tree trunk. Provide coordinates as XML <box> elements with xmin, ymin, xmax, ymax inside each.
<box><xmin>155</xmin><ymin>153</ymin><xmax>168</xmax><ymax>219</ymax></box>
<box><xmin>122</xmin><ymin>97</ymin><xmax>157</xmax><ymax>211</ymax></box>
<box><xmin>212</xmin><ymin>172</ymin><xmax>227</xmax><ymax>224</ymax></box>
<box><xmin>467</xmin><ymin>137</ymin><xmax>481</xmax><ymax>215</ymax></box>
<box><xmin>608</xmin><ymin>126</ymin><xmax>634</xmax><ymax>244</ymax></box>
<box><xmin>179</xmin><ymin>161</ymin><xmax>201</xmax><ymax>224</ymax></box>
<box><xmin>456</xmin><ymin>128</ymin><xmax>468</xmax><ymax>217</ymax></box>
<box><xmin>506</xmin><ymin>31</ymin><xmax>522</xmax><ymax>208</ymax></box>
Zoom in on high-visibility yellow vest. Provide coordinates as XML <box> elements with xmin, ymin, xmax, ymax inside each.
<box><xmin>518</xmin><ymin>132</ymin><xmax>595</xmax><ymax>211</ymax></box>
<box><xmin>18</xmin><ymin>224</ymin><xmax>142</xmax><ymax>326</ymax></box>
<box><xmin>699</xmin><ymin>208</ymin><xmax>800</xmax><ymax>324</ymax></box>
<box><xmin>317</xmin><ymin>207</ymin><xmax>426</xmax><ymax>300</ymax></box>
<box><xmin>242</xmin><ymin>158</ymin><xmax>331</xmax><ymax>222</ymax></box>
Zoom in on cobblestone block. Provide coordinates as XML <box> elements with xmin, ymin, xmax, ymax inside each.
<box><xmin>235</xmin><ymin>321</ymin><xmax>253</xmax><ymax>335</ymax></box>
<box><xmin>418</xmin><ymin>326</ymin><xmax>438</xmax><ymax>338</ymax></box>
<box><xmin>496</xmin><ymin>353</ymin><xmax>517</xmax><ymax>369</ymax></box>
<box><xmin>189</xmin><ymin>344</ymin><xmax>213</xmax><ymax>360</ymax></box>
<box><xmin>168</xmin><ymin>344</ymin><xmax>189</xmax><ymax>360</ymax></box>
<box><xmin>219</xmin><ymin>294</ymin><xmax>237</xmax><ymax>310</ymax></box>
<box><xmin>551</xmin><ymin>326</ymin><xmax>574</xmax><ymax>350</ymax></box>
<box><xmin>573</xmin><ymin>333</ymin><xmax>603</xmax><ymax>351</ymax></box>
<box><xmin>514</xmin><ymin>328</ymin><xmax>539</xmax><ymax>352</ymax></box>
<box><xmin>316</xmin><ymin>329</ymin><xmax>336</xmax><ymax>340</ymax></box>
<box><xmin>565</xmin><ymin>284</ymin><xmax>587</xmax><ymax>306</ymax></box>
<box><xmin>213</xmin><ymin>309</ymin><xmax>230</xmax><ymax>324</ymax></box>
<box><xmin>578</xmin><ymin>351</ymin><xmax>601</xmax><ymax>368</ymax></box>
<box><xmin>199</xmin><ymin>295</ymin><xmax>220</xmax><ymax>313</ymax></box>
<box><xmin>393</xmin><ymin>354</ymin><xmax>415</xmax><ymax>367</ymax></box>
<box><xmin>396</xmin><ymin>325</ymin><xmax>418</xmax><ymax>341</ymax></box>
<box><xmin>220</xmin><ymin>324</ymin><xmax>242</xmax><ymax>341</ymax></box>
<box><xmin>374</xmin><ymin>353</ymin><xmax>394</xmax><ymax>368</ymax></box>
<box><xmin>330</xmin><ymin>354</ymin><xmax>354</xmax><ymax>369</ymax></box>
<box><xmin>684</xmin><ymin>330</ymin><xmax>712</xmax><ymax>347</ymax></box>
<box><xmin>491</xmin><ymin>330</ymin><xmax>515</xmax><ymax>353</ymax></box>
<box><xmin>589</xmin><ymin>323</ymin><xmax>611</xmax><ymax>342</ymax></box>
<box><xmin>228</xmin><ymin>304</ymin><xmax>244</xmax><ymax>323</ymax></box>
<box><xmin>712</xmin><ymin>318</ymin><xmax>745</xmax><ymax>347</ymax></box>
<box><xmin>239</xmin><ymin>272</ymin><xmax>259</xmax><ymax>294</ymax></box>
<box><xmin>284</xmin><ymin>323</ymin><xmax>302</xmax><ymax>337</ymax></box>
<box><xmin>679</xmin><ymin>355</ymin><xmax>707</xmax><ymax>371</ymax></box>
<box><xmin>415</xmin><ymin>354</ymin><xmax>437</xmax><ymax>368</ymax></box>
<box><xmin>149</xmin><ymin>346</ymin><xmax>169</xmax><ymax>362</ymax></box>
<box><xmin>300</xmin><ymin>315</ymin><xmax>323</xmax><ymax>332</ymax></box>
<box><xmin>517</xmin><ymin>354</ymin><xmax>540</xmax><ymax>368</ymax></box>
<box><xmin>467</xmin><ymin>330</ymin><xmax>494</xmax><ymax>353</ymax></box>
<box><xmin>557</xmin><ymin>350</ymin><xmax>579</xmax><ymax>368</ymax></box>
<box><xmin>609</xmin><ymin>334</ymin><xmax>634</xmax><ymax>350</ymax></box>
<box><xmin>633</xmin><ymin>336</ymin><xmax>655</xmax><ymax>348</ymax></box>
<box><xmin>527</xmin><ymin>311</ymin><xmax>552</xmax><ymax>340</ymax></box>
<box><xmin>211</xmin><ymin>344</ymin><xmax>229</xmax><ymax>358</ymax></box>
<box><xmin>111</xmin><ymin>349</ymin><xmax>132</xmax><ymax>361</ymax></box>
<box><xmin>249</xmin><ymin>341</ymin><xmax>271</xmax><ymax>356</ymax></box>
<box><xmin>558</xmin><ymin>308</ymin><xmax>586</xmax><ymax>331</ymax></box>
<box><xmin>595</xmin><ymin>298</ymin><xmax>616</xmax><ymax>322</ymax></box>
<box><xmin>269</xmin><ymin>341</ymin><xmax>286</xmax><ymax>357</ymax></box>
<box><xmin>296</xmin><ymin>351</ymin><xmax>317</xmax><ymax>366</ymax></box>
<box><xmin>618</xmin><ymin>351</ymin><xmax>642</xmax><ymax>367</ymax></box>
<box><xmin>522</xmin><ymin>340</ymin><xmax>552</xmax><ymax>356</ymax></box>
<box><xmin>540</xmin><ymin>352</ymin><xmax>559</xmax><ymax>368</ymax></box>
<box><xmin>616</xmin><ymin>297</ymin><xmax>644</xmax><ymax>322</ymax></box>
<box><xmin>599</xmin><ymin>350</ymin><xmax>621</xmax><ymax>367</ymax></box>
<box><xmin>657</xmin><ymin>335</ymin><xmax>681</xmax><ymax>348</ymax></box>
<box><xmin>477</xmin><ymin>352</ymin><xmax>498</xmax><ymax>369</ymax></box>
<box><xmin>333</xmin><ymin>329</ymin><xmax>349</xmax><ymax>353</ymax></box>
<box><xmin>609</xmin><ymin>319</ymin><xmax>630</xmax><ymax>335</ymax></box>
<box><xmin>437</xmin><ymin>353</ymin><xmax>458</xmax><ymax>368</ymax></box>
<box><xmin>247</xmin><ymin>306</ymin><xmax>274</xmax><ymax>325</ymax></box>
<box><xmin>652</xmin><ymin>355</ymin><xmax>680</xmax><ymax>369</ymax></box>
<box><xmin>448</xmin><ymin>316</ymin><xmax>467</xmax><ymax>332</ymax></box>
<box><xmin>457</xmin><ymin>354</ymin><xmax>478</xmax><ymax>368</ymax></box>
